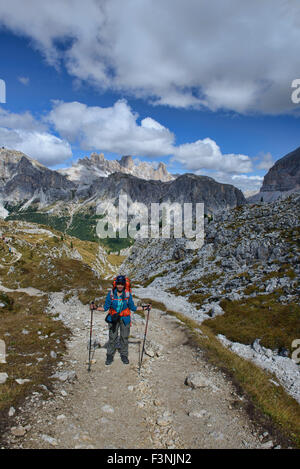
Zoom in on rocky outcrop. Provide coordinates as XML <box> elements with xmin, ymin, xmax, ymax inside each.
<box><xmin>81</xmin><ymin>172</ymin><xmax>246</xmax><ymax>216</ymax></box>
<box><xmin>248</xmin><ymin>147</ymin><xmax>300</xmax><ymax>203</ymax></box>
<box><xmin>262</xmin><ymin>147</ymin><xmax>300</xmax><ymax>192</ymax></box>
<box><xmin>123</xmin><ymin>192</ymin><xmax>300</xmax><ymax>305</ymax></box>
<box><xmin>162</xmin><ymin>173</ymin><xmax>245</xmax><ymax>212</ymax></box>
<box><xmin>0</xmin><ymin>149</ymin><xmax>75</xmax><ymax>205</ymax></box>
<box><xmin>59</xmin><ymin>152</ymin><xmax>175</xmax><ymax>185</ymax></box>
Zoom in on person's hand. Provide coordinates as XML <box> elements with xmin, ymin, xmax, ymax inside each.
<box><xmin>97</xmin><ymin>306</ymin><xmax>105</xmax><ymax>312</ymax></box>
<box><xmin>90</xmin><ymin>302</ymin><xmax>97</xmax><ymax>311</ymax></box>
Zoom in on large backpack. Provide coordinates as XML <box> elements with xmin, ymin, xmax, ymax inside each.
<box><xmin>108</xmin><ymin>276</ymin><xmax>132</xmax><ymax>326</ymax></box>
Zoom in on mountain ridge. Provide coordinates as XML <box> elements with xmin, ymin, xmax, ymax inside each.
<box><xmin>58</xmin><ymin>152</ymin><xmax>175</xmax><ymax>185</ymax></box>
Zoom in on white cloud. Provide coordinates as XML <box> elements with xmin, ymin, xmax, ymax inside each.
<box><xmin>0</xmin><ymin>100</ymin><xmax>267</xmax><ymax>187</ymax></box>
<box><xmin>255</xmin><ymin>152</ymin><xmax>274</xmax><ymax>170</ymax></box>
<box><xmin>0</xmin><ymin>108</ymin><xmax>46</xmax><ymax>131</ymax></box>
<box><xmin>0</xmin><ymin>107</ymin><xmax>72</xmax><ymax>165</ymax></box>
<box><xmin>18</xmin><ymin>76</ymin><xmax>30</xmax><ymax>86</ymax></box>
<box><xmin>172</xmin><ymin>138</ymin><xmax>253</xmax><ymax>174</ymax></box>
<box><xmin>0</xmin><ymin>128</ymin><xmax>72</xmax><ymax>166</ymax></box>
<box><xmin>47</xmin><ymin>99</ymin><xmax>175</xmax><ymax>157</ymax></box>
<box><xmin>0</xmin><ymin>1</ymin><xmax>299</xmax><ymax>114</ymax></box>
<box><xmin>47</xmin><ymin>99</ymin><xmax>253</xmax><ymax>174</ymax></box>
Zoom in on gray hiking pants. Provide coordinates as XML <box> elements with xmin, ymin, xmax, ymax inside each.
<box><xmin>107</xmin><ymin>320</ymin><xmax>130</xmax><ymax>358</ymax></box>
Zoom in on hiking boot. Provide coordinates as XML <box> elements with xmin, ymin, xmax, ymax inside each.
<box><xmin>121</xmin><ymin>355</ymin><xmax>129</xmax><ymax>364</ymax></box>
<box><xmin>105</xmin><ymin>355</ymin><xmax>114</xmax><ymax>365</ymax></box>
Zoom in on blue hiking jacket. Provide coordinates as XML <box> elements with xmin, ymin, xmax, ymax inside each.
<box><xmin>104</xmin><ymin>289</ymin><xmax>137</xmax><ymax>326</ymax></box>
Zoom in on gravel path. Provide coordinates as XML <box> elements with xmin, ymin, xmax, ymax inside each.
<box><xmin>0</xmin><ymin>281</ymin><xmax>44</xmax><ymax>297</ymax></box>
<box><xmin>2</xmin><ymin>291</ymin><xmax>271</xmax><ymax>449</ymax></box>
<box><xmin>134</xmin><ymin>285</ymin><xmax>300</xmax><ymax>406</ymax></box>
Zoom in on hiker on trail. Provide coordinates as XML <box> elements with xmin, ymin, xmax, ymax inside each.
<box><xmin>91</xmin><ymin>275</ymin><xmax>151</xmax><ymax>366</ymax></box>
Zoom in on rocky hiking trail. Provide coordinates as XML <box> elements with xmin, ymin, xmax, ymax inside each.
<box><xmin>3</xmin><ymin>292</ymin><xmax>275</xmax><ymax>450</ymax></box>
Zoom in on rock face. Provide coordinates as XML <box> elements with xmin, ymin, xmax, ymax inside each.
<box><xmin>262</xmin><ymin>147</ymin><xmax>300</xmax><ymax>192</ymax></box>
<box><xmin>248</xmin><ymin>147</ymin><xmax>300</xmax><ymax>203</ymax></box>
<box><xmin>124</xmin><ymin>192</ymin><xmax>299</xmax><ymax>310</ymax></box>
<box><xmin>0</xmin><ymin>148</ymin><xmax>75</xmax><ymax>205</ymax></box>
<box><xmin>83</xmin><ymin>172</ymin><xmax>246</xmax><ymax>215</ymax></box>
<box><xmin>162</xmin><ymin>173</ymin><xmax>245</xmax><ymax>212</ymax></box>
<box><xmin>0</xmin><ymin>149</ymin><xmax>245</xmax><ymax>224</ymax></box>
<box><xmin>59</xmin><ymin>152</ymin><xmax>175</xmax><ymax>185</ymax></box>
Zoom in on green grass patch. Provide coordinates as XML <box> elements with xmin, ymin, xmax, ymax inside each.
<box><xmin>203</xmin><ymin>291</ymin><xmax>300</xmax><ymax>353</ymax></box>
<box><xmin>143</xmin><ymin>270</ymin><xmax>169</xmax><ymax>287</ymax></box>
<box><xmin>7</xmin><ymin>211</ymin><xmax>69</xmax><ymax>233</ymax></box>
<box><xmin>193</xmin><ymin>272</ymin><xmax>223</xmax><ymax>288</ymax></box>
<box><xmin>262</xmin><ymin>264</ymin><xmax>297</xmax><ymax>281</ymax></box>
<box><xmin>0</xmin><ymin>292</ymin><xmax>70</xmax><ymax>441</ymax></box>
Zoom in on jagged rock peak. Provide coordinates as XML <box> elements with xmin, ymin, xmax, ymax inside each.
<box><xmin>90</xmin><ymin>152</ymin><xmax>105</xmax><ymax>164</ymax></box>
<box><xmin>119</xmin><ymin>155</ymin><xmax>134</xmax><ymax>168</ymax></box>
<box><xmin>0</xmin><ymin>147</ymin><xmax>46</xmax><ymax>170</ymax></box>
<box><xmin>59</xmin><ymin>152</ymin><xmax>175</xmax><ymax>183</ymax></box>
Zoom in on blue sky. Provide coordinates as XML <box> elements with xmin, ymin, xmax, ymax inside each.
<box><xmin>0</xmin><ymin>0</ymin><xmax>299</xmax><ymax>194</ymax></box>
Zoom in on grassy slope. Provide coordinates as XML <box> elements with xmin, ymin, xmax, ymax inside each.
<box><xmin>0</xmin><ymin>218</ymin><xmax>122</xmax><ymax>438</ymax></box>
<box><xmin>0</xmin><ymin>291</ymin><xmax>70</xmax><ymax>435</ymax></box>
<box><xmin>204</xmin><ymin>291</ymin><xmax>300</xmax><ymax>353</ymax></box>
<box><xmin>5</xmin><ymin>203</ymin><xmax>133</xmax><ymax>252</ymax></box>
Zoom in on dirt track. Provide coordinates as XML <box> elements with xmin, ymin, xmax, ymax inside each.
<box><xmin>3</xmin><ymin>292</ymin><xmax>268</xmax><ymax>449</ymax></box>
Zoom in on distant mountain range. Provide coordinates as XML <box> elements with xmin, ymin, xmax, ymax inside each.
<box><xmin>0</xmin><ymin>148</ymin><xmax>246</xmax><ymax>245</ymax></box>
<box><xmin>1</xmin><ymin>145</ymin><xmax>299</xmax><ymax>249</ymax></box>
<box><xmin>0</xmin><ymin>148</ymin><xmax>245</xmax><ymax>212</ymax></box>
<box><xmin>58</xmin><ymin>152</ymin><xmax>174</xmax><ymax>185</ymax></box>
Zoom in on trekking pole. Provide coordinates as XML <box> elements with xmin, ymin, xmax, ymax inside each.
<box><xmin>88</xmin><ymin>301</ymin><xmax>95</xmax><ymax>372</ymax></box>
<box><xmin>139</xmin><ymin>304</ymin><xmax>151</xmax><ymax>375</ymax></box>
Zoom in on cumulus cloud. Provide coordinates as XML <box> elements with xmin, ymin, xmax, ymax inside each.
<box><xmin>0</xmin><ymin>128</ymin><xmax>72</xmax><ymax>166</ymax></box>
<box><xmin>0</xmin><ymin>100</ymin><xmax>264</xmax><ymax>188</ymax></box>
<box><xmin>172</xmin><ymin>138</ymin><xmax>253</xmax><ymax>174</ymax></box>
<box><xmin>0</xmin><ymin>108</ymin><xmax>46</xmax><ymax>131</ymax></box>
<box><xmin>47</xmin><ymin>99</ymin><xmax>253</xmax><ymax>174</ymax></box>
<box><xmin>0</xmin><ymin>107</ymin><xmax>72</xmax><ymax>165</ymax></box>
<box><xmin>231</xmin><ymin>174</ymin><xmax>264</xmax><ymax>193</ymax></box>
<box><xmin>47</xmin><ymin>99</ymin><xmax>175</xmax><ymax>157</ymax></box>
<box><xmin>255</xmin><ymin>151</ymin><xmax>274</xmax><ymax>170</ymax></box>
<box><xmin>0</xmin><ymin>0</ymin><xmax>299</xmax><ymax>114</ymax></box>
